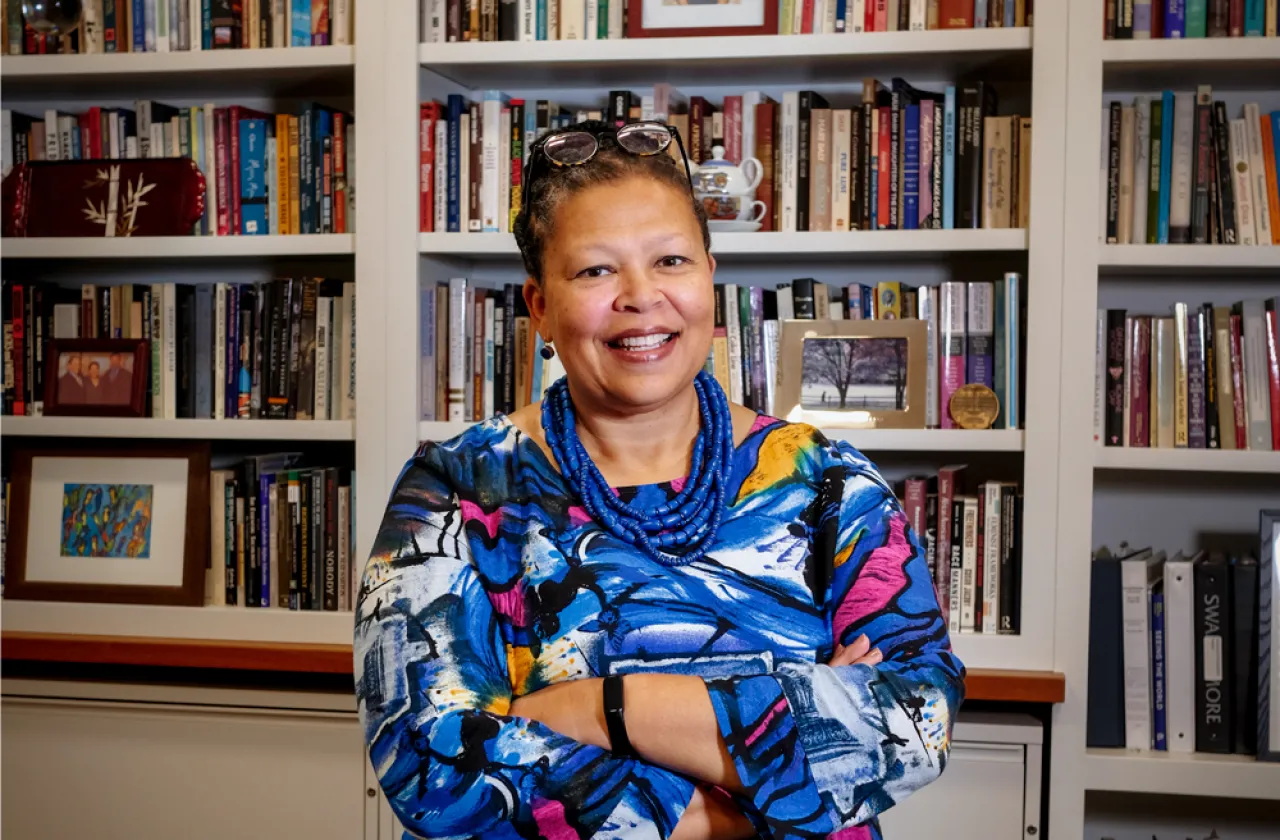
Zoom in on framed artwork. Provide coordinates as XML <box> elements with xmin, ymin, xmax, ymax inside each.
<box><xmin>1259</xmin><ymin>509</ymin><xmax>1280</xmax><ymax>762</ymax></box>
<box><xmin>3</xmin><ymin>443</ymin><xmax>210</xmax><ymax>606</ymax></box>
<box><xmin>43</xmin><ymin>338</ymin><xmax>149</xmax><ymax>417</ymax></box>
<box><xmin>626</xmin><ymin>0</ymin><xmax>778</xmax><ymax>38</ymax></box>
<box><xmin>776</xmin><ymin>318</ymin><xmax>927</xmax><ymax>429</ymax></box>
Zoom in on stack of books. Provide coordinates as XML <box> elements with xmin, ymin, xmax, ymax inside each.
<box><xmin>1103</xmin><ymin>0</ymin><xmax>1279</xmax><ymax>40</ymax></box>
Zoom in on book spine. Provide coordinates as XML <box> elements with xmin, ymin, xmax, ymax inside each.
<box><xmin>1202</xmin><ymin>305</ymin><xmax>1220</xmax><ymax>449</ymax></box>
<box><xmin>965</xmin><ymin>281</ymin><xmax>994</xmax><ymax>389</ymax></box>
<box><xmin>1194</xmin><ymin>556</ymin><xmax>1232</xmax><ymax>753</ymax></box>
<box><xmin>939</xmin><ymin>281</ymin><xmax>966</xmax><ymax>428</ymax></box>
<box><xmin>1152</xmin><ymin>588</ymin><xmax>1167</xmax><ymax>750</ymax></box>
<box><xmin>1106</xmin><ymin>308</ymin><xmax>1126</xmax><ymax>446</ymax></box>
<box><xmin>981</xmin><ymin>482</ymin><xmax>1001</xmax><ymax>635</ymax></box>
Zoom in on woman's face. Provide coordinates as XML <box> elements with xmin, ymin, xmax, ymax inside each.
<box><xmin>526</xmin><ymin>175</ymin><xmax>716</xmax><ymax>416</ymax></box>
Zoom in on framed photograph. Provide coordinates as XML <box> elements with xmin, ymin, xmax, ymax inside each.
<box><xmin>43</xmin><ymin>338</ymin><xmax>149</xmax><ymax>417</ymax></box>
<box><xmin>1259</xmin><ymin>509</ymin><xmax>1280</xmax><ymax>762</ymax></box>
<box><xmin>3</xmin><ymin>443</ymin><xmax>210</xmax><ymax>606</ymax></box>
<box><xmin>626</xmin><ymin>0</ymin><xmax>778</xmax><ymax>38</ymax></box>
<box><xmin>776</xmin><ymin>319</ymin><xmax>927</xmax><ymax>430</ymax></box>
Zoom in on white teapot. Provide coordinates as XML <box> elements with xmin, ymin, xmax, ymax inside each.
<box><xmin>689</xmin><ymin>145</ymin><xmax>763</xmax><ymax>197</ymax></box>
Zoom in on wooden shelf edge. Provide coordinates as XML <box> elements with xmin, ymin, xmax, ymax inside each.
<box><xmin>3</xmin><ymin>632</ymin><xmax>1065</xmax><ymax>701</ymax></box>
<box><xmin>963</xmin><ymin>667</ymin><xmax>1065</xmax><ymax>703</ymax></box>
<box><xmin>1</xmin><ymin>631</ymin><xmax>353</xmax><ymax>675</ymax></box>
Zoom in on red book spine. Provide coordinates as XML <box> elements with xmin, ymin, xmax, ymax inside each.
<box><xmin>215</xmin><ymin>109</ymin><xmax>231</xmax><ymax>236</ymax></box>
<box><xmin>903</xmin><ymin>477</ymin><xmax>928</xmax><ymax>543</ymax></box>
<box><xmin>420</xmin><ymin>104</ymin><xmax>436</xmax><ymax>233</ymax></box>
<box><xmin>865</xmin><ymin>0</ymin><xmax>875</xmax><ymax>30</ymax></box>
<box><xmin>755</xmin><ymin>102</ymin><xmax>776</xmax><ymax>233</ymax></box>
<box><xmin>939</xmin><ymin>0</ymin><xmax>974</xmax><ymax>28</ymax></box>
<box><xmin>1229</xmin><ymin>310</ymin><xmax>1248</xmax><ymax>446</ymax></box>
<box><xmin>333</xmin><ymin>114</ymin><xmax>346</xmax><ymax>234</ymax></box>
<box><xmin>1228</xmin><ymin>0</ymin><xmax>1244</xmax><ymax>35</ymax></box>
<box><xmin>11</xmin><ymin>285</ymin><xmax>24</xmax><ymax>416</ymax></box>
<box><xmin>877</xmin><ymin>106</ymin><xmax>891</xmax><ymax>228</ymax></box>
<box><xmin>229</xmin><ymin>106</ymin><xmax>244</xmax><ymax>235</ymax></box>
<box><xmin>722</xmin><ymin>96</ymin><xmax>742</xmax><ymax>165</ymax></box>
<box><xmin>1266</xmin><ymin>300</ymin><xmax>1280</xmax><ymax>449</ymax></box>
<box><xmin>802</xmin><ymin>0</ymin><xmax>815</xmax><ymax>32</ymax></box>
<box><xmin>874</xmin><ymin>0</ymin><xmax>888</xmax><ymax>31</ymax></box>
<box><xmin>1130</xmin><ymin>315</ymin><xmax>1151</xmax><ymax>447</ymax></box>
<box><xmin>935</xmin><ymin>466</ymin><xmax>965</xmax><ymax>624</ymax></box>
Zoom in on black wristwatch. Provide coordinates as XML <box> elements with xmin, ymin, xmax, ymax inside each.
<box><xmin>603</xmin><ymin>675</ymin><xmax>638</xmax><ymax>758</ymax></box>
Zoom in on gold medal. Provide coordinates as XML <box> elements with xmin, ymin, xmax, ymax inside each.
<box><xmin>949</xmin><ymin>384</ymin><xmax>1000</xmax><ymax>430</ymax></box>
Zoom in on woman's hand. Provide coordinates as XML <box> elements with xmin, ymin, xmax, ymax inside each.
<box><xmin>829</xmin><ymin>634</ymin><xmax>883</xmax><ymax>668</ymax></box>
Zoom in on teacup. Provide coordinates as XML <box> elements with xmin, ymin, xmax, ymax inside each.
<box><xmin>698</xmin><ymin>193</ymin><xmax>767</xmax><ymax>223</ymax></box>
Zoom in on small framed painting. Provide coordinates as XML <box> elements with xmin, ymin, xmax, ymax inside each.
<box><xmin>1259</xmin><ymin>509</ymin><xmax>1280</xmax><ymax>763</ymax></box>
<box><xmin>776</xmin><ymin>319</ymin><xmax>927</xmax><ymax>430</ymax></box>
<box><xmin>43</xmin><ymin>338</ymin><xmax>150</xmax><ymax>417</ymax></box>
<box><xmin>3</xmin><ymin>443</ymin><xmax>210</xmax><ymax>606</ymax></box>
<box><xmin>626</xmin><ymin>0</ymin><xmax>779</xmax><ymax>38</ymax></box>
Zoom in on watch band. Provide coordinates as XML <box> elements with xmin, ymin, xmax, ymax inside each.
<box><xmin>603</xmin><ymin>675</ymin><xmax>638</xmax><ymax>758</ymax></box>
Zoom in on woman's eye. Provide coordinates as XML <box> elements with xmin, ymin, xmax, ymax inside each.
<box><xmin>575</xmin><ymin>265</ymin><xmax>613</xmax><ymax>279</ymax></box>
<box><xmin>657</xmin><ymin>255</ymin><xmax>691</xmax><ymax>268</ymax></box>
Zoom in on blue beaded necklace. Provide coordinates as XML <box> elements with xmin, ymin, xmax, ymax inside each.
<box><xmin>541</xmin><ymin>369</ymin><xmax>735</xmax><ymax>566</ymax></box>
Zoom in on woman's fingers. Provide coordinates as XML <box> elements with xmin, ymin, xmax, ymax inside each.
<box><xmin>829</xmin><ymin>635</ymin><xmax>878</xmax><ymax>667</ymax></box>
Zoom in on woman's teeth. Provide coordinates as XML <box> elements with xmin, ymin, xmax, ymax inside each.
<box><xmin>614</xmin><ymin>333</ymin><xmax>673</xmax><ymax>350</ymax></box>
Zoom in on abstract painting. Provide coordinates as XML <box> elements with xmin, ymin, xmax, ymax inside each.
<box><xmin>60</xmin><ymin>483</ymin><xmax>154</xmax><ymax>559</ymax></box>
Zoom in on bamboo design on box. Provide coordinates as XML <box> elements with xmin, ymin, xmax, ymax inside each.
<box><xmin>81</xmin><ymin>166</ymin><xmax>157</xmax><ymax>237</ymax></box>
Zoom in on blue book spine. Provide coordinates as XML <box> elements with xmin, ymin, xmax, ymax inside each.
<box><xmin>536</xmin><ymin>0</ymin><xmax>546</xmax><ymax>39</ymax></box>
<box><xmin>202</xmin><ymin>0</ymin><xmax>212</xmax><ymax>48</ymax></box>
<box><xmin>447</xmin><ymin>94</ymin><xmax>464</xmax><ymax>233</ymax></box>
<box><xmin>869</xmin><ymin>154</ymin><xmax>878</xmax><ymax>230</ymax></box>
<box><xmin>132</xmin><ymin>0</ymin><xmax>146</xmax><ymax>51</ymax></box>
<box><xmin>1245</xmin><ymin>0</ymin><xmax>1262</xmax><ymax>33</ymax></box>
<box><xmin>239</xmin><ymin>118</ymin><xmax>269</xmax><ymax>236</ymax></box>
<box><xmin>1185</xmin><ymin>0</ymin><xmax>1206</xmax><ymax>36</ymax></box>
<box><xmin>1164</xmin><ymin>0</ymin><xmax>1185</xmax><ymax>37</ymax></box>
<box><xmin>1134</xmin><ymin>1</ymin><xmax>1152</xmax><ymax>34</ymax></box>
<box><xmin>861</xmin><ymin>285</ymin><xmax>873</xmax><ymax>319</ymax></box>
<box><xmin>226</xmin><ymin>290</ymin><xmax>239</xmax><ymax>420</ymax></box>
<box><xmin>531</xmin><ymin>334</ymin><xmax>545</xmax><ymax>399</ymax></box>
<box><xmin>71</xmin><ymin>126</ymin><xmax>81</xmax><ymax>160</ymax></box>
<box><xmin>292</xmin><ymin>0</ymin><xmax>311</xmax><ymax>45</ymax></box>
<box><xmin>317</xmin><ymin>108</ymin><xmax>333</xmax><ymax>233</ymax></box>
<box><xmin>1151</xmin><ymin>589</ymin><xmax>1167</xmax><ymax>750</ymax></box>
<box><xmin>903</xmin><ymin>104</ymin><xmax>920</xmax><ymax>230</ymax></box>
<box><xmin>1004</xmin><ymin>0</ymin><xmax>1015</xmax><ymax>26</ymax></box>
<box><xmin>835</xmin><ymin>0</ymin><xmax>846</xmax><ymax>31</ymax></box>
<box><xmin>943</xmin><ymin>86</ymin><xmax>956</xmax><ymax>230</ymax></box>
<box><xmin>259</xmin><ymin>473</ymin><xmax>273</xmax><ymax>607</ymax></box>
<box><xmin>1004</xmin><ymin>272</ymin><xmax>1020</xmax><ymax>429</ymax></box>
<box><xmin>974</xmin><ymin>0</ymin><xmax>986</xmax><ymax>27</ymax></box>
<box><xmin>1273</xmin><ymin>112</ymin><xmax>1280</xmax><ymax>213</ymax></box>
<box><xmin>1158</xmin><ymin>91</ymin><xmax>1174</xmax><ymax>243</ymax></box>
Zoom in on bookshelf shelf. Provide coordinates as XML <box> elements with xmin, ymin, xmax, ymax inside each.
<box><xmin>1097</xmin><ymin>244</ymin><xmax>1280</xmax><ymax>273</ymax></box>
<box><xmin>0</xmin><ymin>417</ymin><xmax>355</xmax><ymax>441</ymax></box>
<box><xmin>419</xmin><ymin>229</ymin><xmax>1028</xmax><ymax>260</ymax></box>
<box><xmin>1101</xmin><ymin>36</ymin><xmax>1280</xmax><ymax>90</ymax></box>
<box><xmin>0</xmin><ymin>46</ymin><xmax>355</xmax><ymax>96</ymax></box>
<box><xmin>1083</xmin><ymin>749</ymin><xmax>1280</xmax><ymax>801</ymax></box>
<box><xmin>1</xmin><ymin>234</ymin><xmax>355</xmax><ymax>260</ymax></box>
<box><xmin>417</xmin><ymin>29</ymin><xmax>1032</xmax><ymax>88</ymax></box>
<box><xmin>420</xmin><ymin>421</ymin><xmax>1023</xmax><ymax>452</ymax></box>
<box><xmin>0</xmin><ymin>600</ymin><xmax>356</xmax><ymax>646</ymax></box>
<box><xmin>1093</xmin><ymin>446</ymin><xmax>1280</xmax><ymax>475</ymax></box>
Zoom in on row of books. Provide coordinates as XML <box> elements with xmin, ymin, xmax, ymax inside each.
<box><xmin>1087</xmin><ymin>532</ymin><xmax>1271</xmax><ymax>758</ymax></box>
<box><xmin>418</xmin><ymin>79</ymin><xmax>1027</xmax><ymax>235</ymax></box>
<box><xmin>1095</xmin><ymin>299</ymin><xmax>1280</xmax><ymax>451</ymax></box>
<box><xmin>420</xmin><ymin>0</ymin><xmax>1032</xmax><ymax>42</ymax></box>
<box><xmin>1</xmin><ymin>101</ymin><xmax>354</xmax><ymax>237</ymax></box>
<box><xmin>419</xmin><ymin>273</ymin><xmax>1024</xmax><ymax>432</ymax></box>
<box><xmin>1100</xmin><ymin>93</ymin><xmax>1280</xmax><ymax>245</ymax></box>
<box><xmin>899</xmin><ymin>466</ymin><xmax>1023</xmax><ymax>635</ymax></box>
<box><xmin>1</xmin><ymin>279</ymin><xmax>357</xmax><ymax>421</ymax></box>
<box><xmin>205</xmin><ymin>456</ymin><xmax>357</xmax><ymax>611</ymax></box>
<box><xmin>2</xmin><ymin>0</ymin><xmax>352</xmax><ymax>55</ymax></box>
<box><xmin>1103</xmin><ymin>0</ymin><xmax>1279</xmax><ymax>39</ymax></box>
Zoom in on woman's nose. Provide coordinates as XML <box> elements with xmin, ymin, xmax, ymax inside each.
<box><xmin>613</xmin><ymin>269</ymin><xmax>663</xmax><ymax>312</ymax></box>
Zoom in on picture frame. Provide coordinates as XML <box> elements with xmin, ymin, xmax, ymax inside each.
<box><xmin>776</xmin><ymin>318</ymin><xmax>927</xmax><ymax>430</ymax></box>
<box><xmin>625</xmin><ymin>0</ymin><xmax>778</xmax><ymax>38</ymax></box>
<box><xmin>1258</xmin><ymin>508</ymin><xmax>1280</xmax><ymax>763</ymax></box>
<box><xmin>3</xmin><ymin>442</ymin><xmax>210</xmax><ymax>606</ymax></box>
<box><xmin>43</xmin><ymin>338</ymin><xmax>150</xmax><ymax>417</ymax></box>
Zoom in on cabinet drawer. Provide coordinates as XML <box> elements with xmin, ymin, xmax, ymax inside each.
<box><xmin>878</xmin><ymin>742</ymin><xmax>1028</xmax><ymax>840</ymax></box>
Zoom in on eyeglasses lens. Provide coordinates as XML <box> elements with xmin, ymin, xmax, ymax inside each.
<box><xmin>543</xmin><ymin>132</ymin><xmax>599</xmax><ymax>165</ymax></box>
<box><xmin>616</xmin><ymin>124</ymin><xmax>672</xmax><ymax>156</ymax></box>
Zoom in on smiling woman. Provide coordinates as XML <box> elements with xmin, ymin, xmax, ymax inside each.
<box><xmin>354</xmin><ymin>120</ymin><xmax>965</xmax><ymax>840</ymax></box>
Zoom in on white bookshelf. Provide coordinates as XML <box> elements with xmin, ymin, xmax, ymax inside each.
<box><xmin>1094</xmin><ymin>445</ymin><xmax>1280</xmax><ymax>474</ymax></box>
<box><xmin>420</xmin><ymin>29</ymin><xmax>1032</xmax><ymax>87</ymax></box>
<box><xmin>1</xmin><ymin>417</ymin><xmax>355</xmax><ymax>441</ymax></box>
<box><xmin>1052</xmin><ymin>4</ymin><xmax>1280</xmax><ymax>838</ymax></box>
<box><xmin>420</xmin><ymin>421</ymin><xmax>1024</xmax><ymax>452</ymax></box>
<box><xmin>0</xmin><ymin>45</ymin><xmax>354</xmax><ymax>85</ymax></box>
<box><xmin>420</xmin><ymin>229</ymin><xmax>1028</xmax><ymax>259</ymax></box>
<box><xmin>0</xmin><ymin>600</ymin><xmax>355</xmax><ymax>646</ymax></box>
<box><xmin>1084</xmin><ymin>749</ymin><xmax>1280</xmax><ymax>801</ymax></box>
<box><xmin>1098</xmin><ymin>243</ymin><xmax>1280</xmax><ymax>271</ymax></box>
<box><xmin>0</xmin><ymin>234</ymin><xmax>355</xmax><ymax>259</ymax></box>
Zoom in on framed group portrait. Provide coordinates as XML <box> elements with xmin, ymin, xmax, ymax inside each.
<box><xmin>43</xmin><ymin>338</ymin><xmax>149</xmax><ymax>417</ymax></box>
<box><xmin>2</xmin><ymin>442</ymin><xmax>210</xmax><ymax>606</ymax></box>
<box><xmin>626</xmin><ymin>0</ymin><xmax>779</xmax><ymax>38</ymax></box>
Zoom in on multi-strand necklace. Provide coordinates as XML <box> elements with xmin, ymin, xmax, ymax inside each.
<box><xmin>541</xmin><ymin>370</ymin><xmax>734</xmax><ymax>566</ymax></box>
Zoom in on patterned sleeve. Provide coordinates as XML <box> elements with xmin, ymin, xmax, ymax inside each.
<box><xmin>354</xmin><ymin>447</ymin><xmax>697</xmax><ymax>840</ymax></box>
<box><xmin>703</xmin><ymin>438</ymin><xmax>966</xmax><ymax>840</ymax></box>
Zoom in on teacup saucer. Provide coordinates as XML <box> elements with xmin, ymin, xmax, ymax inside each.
<box><xmin>707</xmin><ymin>220</ymin><xmax>763</xmax><ymax>233</ymax></box>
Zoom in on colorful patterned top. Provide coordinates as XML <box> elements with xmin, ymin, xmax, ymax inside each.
<box><xmin>354</xmin><ymin>413</ymin><xmax>965</xmax><ymax>840</ymax></box>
